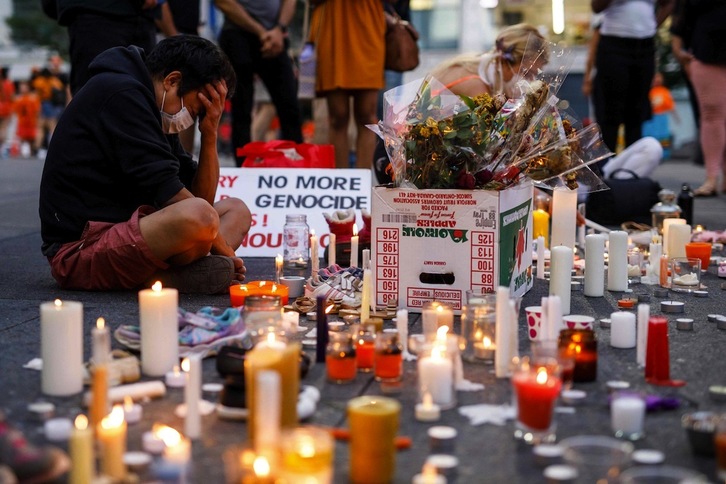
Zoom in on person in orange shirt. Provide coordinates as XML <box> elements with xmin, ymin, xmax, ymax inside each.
<box><xmin>13</xmin><ymin>81</ymin><xmax>41</xmax><ymax>156</ymax></box>
<box><xmin>0</xmin><ymin>67</ymin><xmax>15</xmax><ymax>150</ymax></box>
<box><xmin>642</xmin><ymin>72</ymin><xmax>679</xmax><ymax>158</ymax></box>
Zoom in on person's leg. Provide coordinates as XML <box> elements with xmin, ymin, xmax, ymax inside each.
<box><xmin>214</xmin><ymin>197</ymin><xmax>251</xmax><ymax>252</ymax></box>
<box><xmin>351</xmin><ymin>89</ymin><xmax>379</xmax><ymax>169</ymax></box>
<box><xmin>690</xmin><ymin>60</ymin><xmax>726</xmax><ymax>195</ymax></box>
<box><xmin>326</xmin><ymin>90</ymin><xmax>352</xmax><ymax>168</ymax></box>
<box><xmin>606</xmin><ymin>136</ymin><xmax>662</xmax><ymax>179</ymax></box>
<box><xmin>623</xmin><ymin>42</ymin><xmax>655</xmax><ymax>148</ymax></box>
<box><xmin>259</xmin><ymin>50</ymin><xmax>303</xmax><ymax>143</ymax></box>
<box><xmin>593</xmin><ymin>38</ymin><xmax>628</xmax><ymax>153</ymax></box>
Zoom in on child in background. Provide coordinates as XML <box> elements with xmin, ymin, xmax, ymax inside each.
<box><xmin>13</xmin><ymin>80</ymin><xmax>41</xmax><ymax>157</ymax></box>
<box><xmin>642</xmin><ymin>72</ymin><xmax>679</xmax><ymax>159</ymax></box>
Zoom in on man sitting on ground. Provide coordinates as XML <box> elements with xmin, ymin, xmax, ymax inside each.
<box><xmin>39</xmin><ymin>35</ymin><xmax>251</xmax><ymax>294</ymax></box>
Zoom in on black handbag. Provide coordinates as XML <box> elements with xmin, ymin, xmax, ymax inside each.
<box><xmin>586</xmin><ymin>169</ymin><xmax>662</xmax><ymax>226</ymax></box>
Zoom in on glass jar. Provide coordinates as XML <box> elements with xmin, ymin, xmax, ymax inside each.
<box><xmin>417</xmin><ymin>341</ymin><xmax>456</xmax><ymax>409</ymax></box>
<box><xmin>326</xmin><ymin>331</ymin><xmax>357</xmax><ymax>384</ymax></box>
<box><xmin>244</xmin><ymin>295</ymin><xmax>283</xmax><ymax>337</ymax></box>
<box><xmin>283</xmin><ymin>214</ymin><xmax>310</xmax><ymax>269</ymax></box>
<box><xmin>460</xmin><ymin>297</ymin><xmax>496</xmax><ymax>363</ymax></box>
<box><xmin>374</xmin><ymin>330</ymin><xmax>403</xmax><ymax>382</ymax></box>
<box><xmin>558</xmin><ymin>329</ymin><xmax>597</xmax><ymax>382</ymax></box>
<box><xmin>353</xmin><ymin>324</ymin><xmax>376</xmax><ymax>373</ymax></box>
<box><xmin>650</xmin><ymin>189</ymin><xmax>682</xmax><ymax>235</ymax></box>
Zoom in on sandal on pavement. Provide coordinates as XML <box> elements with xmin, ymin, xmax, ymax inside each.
<box><xmin>693</xmin><ymin>181</ymin><xmax>718</xmax><ymax>197</ymax></box>
<box><xmin>148</xmin><ymin>255</ymin><xmax>235</xmax><ymax>294</ymax></box>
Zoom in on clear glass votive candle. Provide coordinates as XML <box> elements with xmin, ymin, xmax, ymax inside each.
<box><xmin>325</xmin><ymin>331</ymin><xmax>356</xmax><ymax>384</ymax></box>
<box><xmin>511</xmin><ymin>356</ymin><xmax>562</xmax><ymax>445</ymax></box>
<box><xmin>417</xmin><ymin>342</ymin><xmax>456</xmax><ymax>410</ymax></box>
<box><xmin>374</xmin><ymin>330</ymin><xmax>403</xmax><ymax>382</ymax></box>
<box><xmin>460</xmin><ymin>298</ymin><xmax>496</xmax><ymax>363</ymax></box>
<box><xmin>611</xmin><ymin>391</ymin><xmax>646</xmax><ymax>440</ymax></box>
<box><xmin>670</xmin><ymin>257</ymin><xmax>701</xmax><ymax>293</ymax></box>
<box><xmin>279</xmin><ymin>426</ymin><xmax>334</xmax><ymax>484</ymax></box>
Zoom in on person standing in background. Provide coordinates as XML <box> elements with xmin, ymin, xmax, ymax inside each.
<box><xmin>12</xmin><ymin>81</ymin><xmax>41</xmax><ymax>157</ymax></box>
<box><xmin>590</xmin><ymin>0</ymin><xmax>674</xmax><ymax>153</ymax></box>
<box><xmin>0</xmin><ymin>67</ymin><xmax>15</xmax><ymax>151</ymax></box>
<box><xmin>310</xmin><ymin>0</ymin><xmax>386</xmax><ymax>169</ymax></box>
<box><xmin>215</xmin><ymin>0</ymin><xmax>303</xmax><ymax>167</ymax></box>
<box><xmin>670</xmin><ymin>0</ymin><xmax>726</xmax><ymax>196</ymax></box>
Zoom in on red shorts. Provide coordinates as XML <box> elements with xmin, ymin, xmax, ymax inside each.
<box><xmin>48</xmin><ymin>206</ymin><xmax>169</xmax><ymax>290</ymax></box>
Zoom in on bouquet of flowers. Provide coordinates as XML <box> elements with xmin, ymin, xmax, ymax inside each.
<box><xmin>370</xmin><ymin>42</ymin><xmax>611</xmax><ymax>193</ymax></box>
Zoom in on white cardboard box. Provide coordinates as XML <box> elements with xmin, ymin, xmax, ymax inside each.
<box><xmin>371</xmin><ymin>183</ymin><xmax>534</xmax><ymax>313</ymax></box>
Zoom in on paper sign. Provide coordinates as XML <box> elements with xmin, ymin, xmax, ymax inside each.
<box><xmin>216</xmin><ymin>168</ymin><xmax>372</xmax><ymax>257</ymax></box>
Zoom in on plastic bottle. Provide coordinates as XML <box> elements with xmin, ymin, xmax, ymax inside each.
<box><xmin>283</xmin><ymin>214</ymin><xmax>310</xmax><ymax>268</ymax></box>
<box><xmin>677</xmin><ymin>184</ymin><xmax>694</xmax><ymax>226</ymax></box>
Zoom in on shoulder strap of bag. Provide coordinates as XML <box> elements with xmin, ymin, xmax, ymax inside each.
<box><xmin>608</xmin><ymin>168</ymin><xmax>640</xmax><ymax>180</ymax></box>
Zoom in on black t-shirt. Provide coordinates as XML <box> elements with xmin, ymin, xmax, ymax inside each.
<box><xmin>670</xmin><ymin>0</ymin><xmax>726</xmax><ymax>65</ymax></box>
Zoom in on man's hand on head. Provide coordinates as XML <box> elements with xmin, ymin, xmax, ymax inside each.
<box><xmin>197</xmin><ymin>80</ymin><xmax>227</xmax><ymax>137</ymax></box>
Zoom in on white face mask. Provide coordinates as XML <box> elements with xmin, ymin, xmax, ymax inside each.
<box><xmin>160</xmin><ymin>90</ymin><xmax>194</xmax><ymax>134</ymax></box>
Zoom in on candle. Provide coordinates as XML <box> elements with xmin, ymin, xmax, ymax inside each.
<box><xmin>275</xmin><ymin>254</ymin><xmax>283</xmax><ymax>284</ymax></box>
<box><xmin>90</xmin><ymin>317</ymin><xmax>111</xmax><ymax>431</ymax></box>
<box><xmin>610</xmin><ymin>311</ymin><xmax>636</xmax><ymax>348</ymax></box>
<box><xmin>549</xmin><ymin>246</ymin><xmax>573</xmax><ymax>315</ymax></box>
<box><xmin>246</xmin><ymin>340</ymin><xmax>300</xmax><ymax>445</ymax></box>
<box><xmin>40</xmin><ymin>299</ymin><xmax>84</xmax><ymax>396</ymax></box>
<box><xmin>350</xmin><ymin>224</ymin><xmax>359</xmax><ymax>268</ymax></box>
<box><xmin>536</xmin><ymin>236</ymin><xmax>546</xmax><ymax>279</ymax></box>
<box><xmin>415</xmin><ymin>392</ymin><xmax>441</xmax><ymax>422</ymax></box>
<box><xmin>98</xmin><ymin>405</ymin><xmax>127</xmax><ymax>481</ymax></box>
<box><xmin>316</xmin><ymin>295</ymin><xmax>329</xmax><ymax>364</ymax></box>
<box><xmin>558</xmin><ymin>329</ymin><xmax>597</xmax><ymax>382</ymax></box>
<box><xmin>255</xmin><ymin>370</ymin><xmax>281</xmax><ymax>457</ymax></box>
<box><xmin>328</xmin><ymin>233</ymin><xmax>336</xmax><ymax>266</ymax></box>
<box><xmin>279</xmin><ymin>426</ymin><xmax>334</xmax><ymax>484</ymax></box>
<box><xmin>659</xmin><ymin>255</ymin><xmax>670</xmax><ymax>287</ymax></box>
<box><xmin>84</xmin><ymin>381</ymin><xmax>167</xmax><ymax>406</ymax></box>
<box><xmin>645</xmin><ymin>315</ymin><xmax>677</xmax><ymax>385</ymax></box>
<box><xmin>44</xmin><ymin>417</ymin><xmax>73</xmax><ymax>441</ymax></box>
<box><xmin>550</xmin><ymin>187</ymin><xmax>577</xmax><ymax>249</ymax></box>
<box><xmin>611</xmin><ymin>393</ymin><xmax>646</xmax><ymax>440</ymax></box>
<box><xmin>546</xmin><ymin>295</ymin><xmax>562</xmax><ymax>341</ymax></box>
<box><xmin>660</xmin><ymin>300</ymin><xmax>685</xmax><ymax>313</ymax></box>
<box><xmin>361</xmin><ymin>267</ymin><xmax>372</xmax><ymax>324</ymax></box>
<box><xmin>649</xmin><ymin>241</ymin><xmax>662</xmax><ymax>278</ymax></box>
<box><xmin>668</xmin><ymin>223</ymin><xmax>692</xmax><ymax>259</ymax></box>
<box><xmin>348</xmin><ymin>396</ymin><xmax>400</xmax><ymax>484</ymax></box>
<box><xmin>663</xmin><ymin>218</ymin><xmax>686</xmax><ymax>256</ymax></box>
<box><xmin>354</xmin><ymin>327</ymin><xmax>375</xmax><ymax>372</ymax></box>
<box><xmin>396</xmin><ymin>309</ymin><xmax>410</xmax><ymax>356</ymax></box>
<box><xmin>413</xmin><ymin>463</ymin><xmax>446</xmax><ymax>484</ymax></box>
<box><xmin>183</xmin><ymin>356</ymin><xmax>201</xmax><ymax>439</ymax></box>
<box><xmin>636</xmin><ymin>304</ymin><xmax>649</xmax><ymax>367</ymax></box>
<box><xmin>159</xmin><ymin>427</ymin><xmax>191</xmax><ymax>480</ymax></box>
<box><xmin>69</xmin><ymin>414</ymin><xmax>94</xmax><ymax>484</ymax></box>
<box><xmin>607</xmin><ymin>231</ymin><xmax>629</xmax><ymax>292</ymax></box>
<box><xmin>512</xmin><ymin>363</ymin><xmax>562</xmax><ymax>431</ymax></box>
<box><xmin>138</xmin><ymin>282</ymin><xmax>179</xmax><ymax>377</ymax></box>
<box><xmin>533</xmin><ymin>209</ymin><xmax>550</xmax><ymax>248</ymax></box>
<box><xmin>165</xmin><ymin>365</ymin><xmax>186</xmax><ymax>388</ymax></box>
<box><xmin>495</xmin><ymin>286</ymin><xmax>512</xmax><ymax>378</ymax></box>
<box><xmin>123</xmin><ymin>396</ymin><xmax>142</xmax><ymax>424</ymax></box>
<box><xmin>584</xmin><ymin>234</ymin><xmax>606</xmax><ymax>297</ymax></box>
<box><xmin>230</xmin><ymin>280</ymin><xmax>289</xmax><ymax>307</ymax></box>
<box><xmin>418</xmin><ymin>332</ymin><xmax>455</xmax><ymax>407</ymax></box>
<box><xmin>326</xmin><ymin>331</ymin><xmax>357</xmax><ymax>383</ymax></box>
<box><xmin>474</xmin><ymin>336</ymin><xmax>496</xmax><ymax>360</ymax></box>
<box><xmin>310</xmin><ymin>230</ymin><xmax>319</xmax><ymax>277</ymax></box>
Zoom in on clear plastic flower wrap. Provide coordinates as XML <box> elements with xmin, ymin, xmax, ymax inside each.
<box><xmin>368</xmin><ymin>38</ymin><xmax>612</xmax><ymax>193</ymax></box>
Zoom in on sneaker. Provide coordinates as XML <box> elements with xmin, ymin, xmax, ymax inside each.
<box><xmin>0</xmin><ymin>417</ymin><xmax>69</xmax><ymax>483</ymax></box>
<box><xmin>149</xmin><ymin>255</ymin><xmax>235</xmax><ymax>294</ymax></box>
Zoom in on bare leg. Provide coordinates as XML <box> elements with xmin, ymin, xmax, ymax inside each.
<box><xmin>215</xmin><ymin>197</ymin><xmax>251</xmax><ymax>251</ymax></box>
<box><xmin>352</xmin><ymin>89</ymin><xmax>380</xmax><ymax>169</ymax></box>
<box><xmin>326</xmin><ymin>90</ymin><xmax>352</xmax><ymax>168</ymax></box>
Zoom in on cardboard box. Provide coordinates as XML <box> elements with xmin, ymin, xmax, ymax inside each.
<box><xmin>371</xmin><ymin>183</ymin><xmax>534</xmax><ymax>313</ymax></box>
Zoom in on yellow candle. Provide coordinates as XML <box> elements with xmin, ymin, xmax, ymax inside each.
<box><xmin>98</xmin><ymin>405</ymin><xmax>127</xmax><ymax>480</ymax></box>
<box><xmin>245</xmin><ymin>342</ymin><xmax>301</xmax><ymax>445</ymax></box>
<box><xmin>89</xmin><ymin>364</ymin><xmax>108</xmax><ymax>432</ymax></box>
<box><xmin>348</xmin><ymin>396</ymin><xmax>400</xmax><ymax>484</ymax></box>
<box><xmin>351</xmin><ymin>224</ymin><xmax>359</xmax><ymax>268</ymax></box>
<box><xmin>69</xmin><ymin>415</ymin><xmax>94</xmax><ymax>484</ymax></box>
<box><xmin>275</xmin><ymin>254</ymin><xmax>283</xmax><ymax>283</ymax></box>
<box><xmin>533</xmin><ymin>209</ymin><xmax>550</xmax><ymax>248</ymax></box>
<box><xmin>361</xmin><ymin>268</ymin><xmax>371</xmax><ymax>324</ymax></box>
<box><xmin>280</xmin><ymin>426</ymin><xmax>334</xmax><ymax>484</ymax></box>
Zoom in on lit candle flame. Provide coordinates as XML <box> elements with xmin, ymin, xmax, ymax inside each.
<box><xmin>75</xmin><ymin>414</ymin><xmax>88</xmax><ymax>430</ymax></box>
<box><xmin>181</xmin><ymin>358</ymin><xmax>190</xmax><ymax>373</ymax></box>
<box><xmin>101</xmin><ymin>405</ymin><xmax>125</xmax><ymax>429</ymax></box>
<box><xmin>483</xmin><ymin>336</ymin><xmax>492</xmax><ymax>348</ymax></box>
<box><xmin>152</xmin><ymin>281</ymin><xmax>162</xmax><ymax>292</ymax></box>
<box><xmin>156</xmin><ymin>425</ymin><xmax>181</xmax><ymax>447</ymax></box>
<box><xmin>352</xmin><ymin>224</ymin><xmax>359</xmax><ymax>236</ymax></box>
<box><xmin>298</xmin><ymin>436</ymin><xmax>316</xmax><ymax>458</ymax></box>
<box><xmin>54</xmin><ymin>299</ymin><xmax>62</xmax><ymax>308</ymax></box>
<box><xmin>253</xmin><ymin>456</ymin><xmax>271</xmax><ymax>477</ymax></box>
<box><xmin>96</xmin><ymin>317</ymin><xmax>105</xmax><ymax>330</ymax></box>
<box><xmin>325</xmin><ymin>303</ymin><xmax>334</xmax><ymax>314</ymax></box>
<box><xmin>423</xmin><ymin>392</ymin><xmax>433</xmax><ymax>407</ymax></box>
<box><xmin>536</xmin><ymin>368</ymin><xmax>549</xmax><ymax>385</ymax></box>
<box><xmin>267</xmin><ymin>332</ymin><xmax>277</xmax><ymax>346</ymax></box>
<box><xmin>173</xmin><ymin>365</ymin><xmax>181</xmax><ymax>376</ymax></box>
<box><xmin>436</xmin><ymin>325</ymin><xmax>449</xmax><ymax>342</ymax></box>
<box><xmin>124</xmin><ymin>395</ymin><xmax>134</xmax><ymax>411</ymax></box>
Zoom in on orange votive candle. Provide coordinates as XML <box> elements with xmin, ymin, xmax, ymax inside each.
<box><xmin>355</xmin><ymin>340</ymin><xmax>375</xmax><ymax>371</ymax></box>
<box><xmin>326</xmin><ymin>355</ymin><xmax>356</xmax><ymax>383</ymax></box>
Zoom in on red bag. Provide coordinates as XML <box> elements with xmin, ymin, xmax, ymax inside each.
<box><xmin>237</xmin><ymin>141</ymin><xmax>336</xmax><ymax>168</ymax></box>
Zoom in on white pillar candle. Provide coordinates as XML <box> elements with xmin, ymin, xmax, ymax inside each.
<box><xmin>92</xmin><ymin>317</ymin><xmax>111</xmax><ymax>365</ymax></box>
<box><xmin>183</xmin><ymin>356</ymin><xmax>201</xmax><ymax>440</ymax></box>
<box><xmin>546</xmin><ymin>295</ymin><xmax>562</xmax><ymax>341</ymax></box>
<box><xmin>668</xmin><ymin>224</ymin><xmax>692</xmax><ymax>259</ymax></box>
<box><xmin>584</xmin><ymin>234</ymin><xmax>606</xmax><ymax>297</ymax></box>
<box><xmin>610</xmin><ymin>311</ymin><xmax>636</xmax><ymax>348</ymax></box>
<box><xmin>422</xmin><ymin>307</ymin><xmax>438</xmax><ymax>338</ymax></box>
<box><xmin>396</xmin><ymin>309</ymin><xmax>409</xmax><ymax>354</ymax></box>
<box><xmin>549</xmin><ymin>246</ymin><xmax>574</xmax><ymax>315</ymax></box>
<box><xmin>85</xmin><ymin>380</ymin><xmax>168</xmax><ymax>407</ymax></box>
<box><xmin>328</xmin><ymin>233</ymin><xmax>336</xmax><ymax>266</ymax></box>
<box><xmin>255</xmin><ymin>370</ymin><xmax>281</xmax><ymax>455</ymax></box>
<box><xmin>40</xmin><ymin>299</ymin><xmax>84</xmax><ymax>396</ymax></box>
<box><xmin>360</xmin><ymin>267</ymin><xmax>371</xmax><ymax>323</ymax></box>
<box><xmin>446</xmin><ymin>334</ymin><xmax>464</xmax><ymax>385</ymax></box>
<box><xmin>495</xmin><ymin>286</ymin><xmax>511</xmax><ymax>378</ymax></box>
<box><xmin>350</xmin><ymin>224</ymin><xmax>359</xmax><ymax>268</ymax></box>
<box><xmin>649</xmin><ymin>242</ymin><xmax>662</xmax><ymax>278</ymax></box>
<box><xmin>611</xmin><ymin>395</ymin><xmax>646</xmax><ymax>438</ymax></box>
<box><xmin>310</xmin><ymin>230</ymin><xmax>319</xmax><ymax>277</ymax></box>
<box><xmin>536</xmin><ymin>236</ymin><xmax>546</xmax><ymax>280</ymax></box>
<box><xmin>362</xmin><ymin>249</ymin><xmax>370</xmax><ymax>271</ymax></box>
<box><xmin>435</xmin><ymin>304</ymin><xmax>454</xmax><ymax>330</ymax></box>
<box><xmin>636</xmin><ymin>304</ymin><xmax>650</xmax><ymax>367</ymax></box>
<box><xmin>607</xmin><ymin>231</ymin><xmax>629</xmax><ymax>292</ymax></box>
<box><xmin>550</xmin><ymin>187</ymin><xmax>577</xmax><ymax>249</ymax></box>
<box><xmin>139</xmin><ymin>282</ymin><xmax>179</xmax><ymax>377</ymax></box>
<box><xmin>663</xmin><ymin>218</ymin><xmax>686</xmax><ymax>256</ymax></box>
<box><xmin>275</xmin><ymin>254</ymin><xmax>283</xmax><ymax>283</ymax></box>
<box><xmin>508</xmin><ymin>299</ymin><xmax>519</xmax><ymax>365</ymax></box>
<box><xmin>418</xmin><ymin>346</ymin><xmax>454</xmax><ymax>406</ymax></box>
